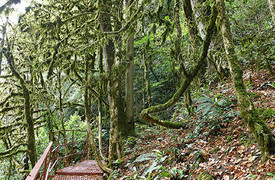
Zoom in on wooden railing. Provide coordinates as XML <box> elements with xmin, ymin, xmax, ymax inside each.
<box><xmin>26</xmin><ymin>141</ymin><xmax>53</xmax><ymax>180</ymax></box>
<box><xmin>26</xmin><ymin>130</ymin><xmax>89</xmax><ymax>180</ymax></box>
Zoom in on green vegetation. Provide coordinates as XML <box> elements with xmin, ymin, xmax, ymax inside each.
<box><xmin>0</xmin><ymin>0</ymin><xmax>274</xmax><ymax>179</ymax></box>
<box><xmin>262</xmin><ymin>108</ymin><xmax>275</xmax><ymax>120</ymax></box>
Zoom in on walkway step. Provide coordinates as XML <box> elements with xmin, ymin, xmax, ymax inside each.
<box><xmin>53</xmin><ymin>175</ymin><xmax>102</xmax><ymax>180</ymax></box>
<box><xmin>53</xmin><ymin>160</ymin><xmax>103</xmax><ymax>180</ymax></box>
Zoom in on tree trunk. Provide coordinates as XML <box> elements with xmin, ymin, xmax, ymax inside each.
<box><xmin>182</xmin><ymin>0</ymin><xmax>201</xmax><ymax>46</ymax></box>
<box><xmin>175</xmin><ymin>0</ymin><xmax>193</xmax><ymax>114</ymax></box>
<box><xmin>84</xmin><ymin>82</ymin><xmax>111</xmax><ymax>173</ymax></box>
<box><xmin>216</xmin><ymin>0</ymin><xmax>275</xmax><ymax>159</ymax></box>
<box><xmin>143</xmin><ymin>54</ymin><xmax>152</xmax><ymax>108</ymax></box>
<box><xmin>97</xmin><ymin>47</ymin><xmax>106</xmax><ymax>160</ymax></box>
<box><xmin>4</xmin><ymin>49</ymin><xmax>37</xmax><ymax>167</ymax></box>
<box><xmin>57</xmin><ymin>71</ymin><xmax>68</xmax><ymax>162</ymax></box>
<box><xmin>125</xmin><ymin>0</ymin><xmax>136</xmax><ymax>136</ymax></box>
<box><xmin>268</xmin><ymin>0</ymin><xmax>275</xmax><ymax>25</ymax></box>
<box><xmin>125</xmin><ymin>35</ymin><xmax>135</xmax><ymax>134</ymax></box>
<box><xmin>190</xmin><ymin>0</ymin><xmax>211</xmax><ymax>40</ymax></box>
<box><xmin>99</xmin><ymin>0</ymin><xmax>123</xmax><ymax>162</ymax></box>
<box><xmin>0</xmin><ymin>23</ymin><xmax>6</xmax><ymax>75</ymax></box>
<box><xmin>84</xmin><ymin>53</ymin><xmax>111</xmax><ymax>173</ymax></box>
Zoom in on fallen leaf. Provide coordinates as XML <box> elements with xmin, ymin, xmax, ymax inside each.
<box><xmin>223</xmin><ymin>175</ymin><xmax>230</xmax><ymax>180</ymax></box>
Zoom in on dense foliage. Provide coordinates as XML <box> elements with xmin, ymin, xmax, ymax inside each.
<box><xmin>0</xmin><ymin>0</ymin><xmax>274</xmax><ymax>179</ymax></box>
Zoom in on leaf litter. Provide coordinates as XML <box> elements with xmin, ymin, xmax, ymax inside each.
<box><xmin>117</xmin><ymin>67</ymin><xmax>275</xmax><ymax>179</ymax></box>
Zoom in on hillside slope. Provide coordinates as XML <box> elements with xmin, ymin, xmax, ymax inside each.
<box><xmin>117</xmin><ymin>67</ymin><xmax>275</xmax><ymax>180</ymax></box>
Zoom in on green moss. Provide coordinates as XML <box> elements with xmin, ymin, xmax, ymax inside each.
<box><xmin>226</xmin><ymin>135</ymin><xmax>232</xmax><ymax>142</ymax></box>
<box><xmin>256</xmin><ymin>108</ymin><xmax>265</xmax><ymax>115</ymax></box>
<box><xmin>213</xmin><ymin>93</ymin><xmax>225</xmax><ymax>99</ymax></box>
<box><xmin>254</xmin><ymin>122</ymin><xmax>270</xmax><ymax>161</ymax></box>
<box><xmin>248</xmin><ymin>92</ymin><xmax>259</xmax><ymax>99</ymax></box>
<box><xmin>125</xmin><ymin>136</ymin><xmax>136</xmax><ymax>148</ymax></box>
<box><xmin>198</xmin><ymin>172</ymin><xmax>213</xmax><ymax>180</ymax></box>
<box><xmin>212</xmin><ymin>93</ymin><xmax>225</xmax><ymax>102</ymax></box>
<box><xmin>262</xmin><ymin>108</ymin><xmax>275</xmax><ymax>120</ymax></box>
<box><xmin>239</xmin><ymin>132</ymin><xmax>254</xmax><ymax>146</ymax></box>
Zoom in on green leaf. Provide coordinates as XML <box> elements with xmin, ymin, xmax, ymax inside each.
<box><xmin>217</xmin><ymin>99</ymin><xmax>226</xmax><ymax>106</ymax></box>
<box><xmin>161</xmin><ymin>172</ymin><xmax>171</xmax><ymax>177</ymax></box>
<box><xmin>134</xmin><ymin>153</ymin><xmax>157</xmax><ymax>163</ymax></box>
<box><xmin>142</xmin><ymin>161</ymin><xmax>160</xmax><ymax>176</ymax></box>
<box><xmin>197</xmin><ymin>102</ymin><xmax>211</xmax><ymax>112</ymax></box>
<box><xmin>202</xmin><ymin>105</ymin><xmax>212</xmax><ymax>116</ymax></box>
<box><xmin>197</xmin><ymin>96</ymin><xmax>212</xmax><ymax>103</ymax></box>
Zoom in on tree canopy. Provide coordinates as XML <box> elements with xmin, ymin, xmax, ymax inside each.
<box><xmin>0</xmin><ymin>0</ymin><xmax>274</xmax><ymax>179</ymax></box>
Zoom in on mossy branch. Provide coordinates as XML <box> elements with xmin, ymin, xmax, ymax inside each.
<box><xmin>141</xmin><ymin>5</ymin><xmax>218</xmax><ymax>129</ymax></box>
<box><xmin>0</xmin><ymin>143</ymin><xmax>28</xmax><ymax>157</ymax></box>
<box><xmin>0</xmin><ymin>92</ymin><xmax>23</xmax><ymax>107</ymax></box>
<box><xmin>0</xmin><ymin>121</ymin><xmax>26</xmax><ymax>134</ymax></box>
<box><xmin>0</xmin><ymin>0</ymin><xmax>20</xmax><ymax>15</ymax></box>
<box><xmin>73</xmin><ymin>68</ymin><xmax>109</xmax><ymax>107</ymax></box>
<box><xmin>0</xmin><ymin>106</ymin><xmax>24</xmax><ymax>114</ymax></box>
<box><xmin>4</xmin><ymin>39</ymin><xmax>37</xmax><ymax>166</ymax></box>
<box><xmin>0</xmin><ymin>75</ymin><xmax>13</xmax><ymax>78</ymax></box>
<box><xmin>101</xmin><ymin>0</ymin><xmax>144</xmax><ymax>35</ymax></box>
<box><xmin>0</xmin><ymin>149</ymin><xmax>28</xmax><ymax>160</ymax></box>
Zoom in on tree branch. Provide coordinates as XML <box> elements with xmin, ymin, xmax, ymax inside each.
<box><xmin>0</xmin><ymin>92</ymin><xmax>23</xmax><ymax>107</ymax></box>
<box><xmin>73</xmin><ymin>68</ymin><xmax>109</xmax><ymax>107</ymax></box>
<box><xmin>0</xmin><ymin>0</ymin><xmax>20</xmax><ymax>15</ymax></box>
<box><xmin>0</xmin><ymin>143</ymin><xmax>27</xmax><ymax>157</ymax></box>
<box><xmin>140</xmin><ymin>4</ymin><xmax>218</xmax><ymax>128</ymax></box>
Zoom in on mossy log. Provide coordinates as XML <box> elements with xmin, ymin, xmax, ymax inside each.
<box><xmin>141</xmin><ymin>5</ymin><xmax>218</xmax><ymax>129</ymax></box>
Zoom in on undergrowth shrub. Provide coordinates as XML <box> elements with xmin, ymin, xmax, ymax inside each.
<box><xmin>262</xmin><ymin>108</ymin><xmax>275</xmax><ymax>120</ymax></box>
<box><xmin>125</xmin><ymin>150</ymin><xmax>170</xmax><ymax>179</ymax></box>
<box><xmin>192</xmin><ymin>93</ymin><xmax>238</xmax><ymax>136</ymax></box>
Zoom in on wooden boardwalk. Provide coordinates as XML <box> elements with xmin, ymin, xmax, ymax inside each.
<box><xmin>53</xmin><ymin>160</ymin><xmax>103</xmax><ymax>180</ymax></box>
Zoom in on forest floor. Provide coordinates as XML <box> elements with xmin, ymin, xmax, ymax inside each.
<box><xmin>116</xmin><ymin>66</ymin><xmax>275</xmax><ymax>180</ymax></box>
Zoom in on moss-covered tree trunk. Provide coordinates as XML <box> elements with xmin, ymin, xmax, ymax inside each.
<box><xmin>111</xmin><ymin>1</ymin><xmax>128</xmax><ymax>138</ymax></box>
<box><xmin>5</xmin><ymin>49</ymin><xmax>37</xmax><ymax>167</ymax></box>
<box><xmin>0</xmin><ymin>24</ymin><xmax>6</xmax><ymax>75</ymax></box>
<box><xmin>125</xmin><ymin>0</ymin><xmax>136</xmax><ymax>136</ymax></box>
<box><xmin>216</xmin><ymin>0</ymin><xmax>275</xmax><ymax>158</ymax></box>
<box><xmin>97</xmin><ymin>47</ymin><xmax>106</xmax><ymax>160</ymax></box>
<box><xmin>57</xmin><ymin>71</ymin><xmax>68</xmax><ymax>161</ymax></box>
<box><xmin>182</xmin><ymin>0</ymin><xmax>201</xmax><ymax>46</ymax></box>
<box><xmin>143</xmin><ymin>54</ymin><xmax>152</xmax><ymax>108</ymax></box>
<box><xmin>175</xmin><ymin>0</ymin><xmax>193</xmax><ymax>114</ymax></box>
<box><xmin>100</xmin><ymin>0</ymin><xmax>123</xmax><ymax>162</ymax></box>
<box><xmin>83</xmin><ymin>53</ymin><xmax>112</xmax><ymax>173</ymax></box>
<box><xmin>190</xmin><ymin>0</ymin><xmax>219</xmax><ymax>82</ymax></box>
<box><xmin>23</xmin><ymin>84</ymin><xmax>37</xmax><ymax>168</ymax></box>
<box><xmin>190</xmin><ymin>0</ymin><xmax>211</xmax><ymax>40</ymax></box>
<box><xmin>109</xmin><ymin>5</ymin><xmax>125</xmax><ymax>158</ymax></box>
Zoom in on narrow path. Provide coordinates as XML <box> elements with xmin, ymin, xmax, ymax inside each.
<box><xmin>53</xmin><ymin>160</ymin><xmax>103</xmax><ymax>180</ymax></box>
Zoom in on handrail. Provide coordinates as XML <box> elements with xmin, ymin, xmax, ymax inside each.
<box><xmin>26</xmin><ymin>141</ymin><xmax>53</xmax><ymax>180</ymax></box>
<box><xmin>26</xmin><ymin>130</ymin><xmax>89</xmax><ymax>179</ymax></box>
<box><xmin>48</xmin><ymin>130</ymin><xmax>89</xmax><ymax>177</ymax></box>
